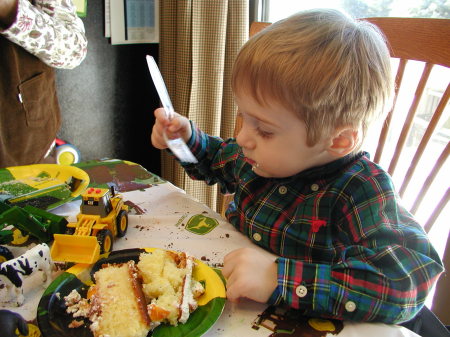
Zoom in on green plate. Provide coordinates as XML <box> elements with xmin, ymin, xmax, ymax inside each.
<box><xmin>74</xmin><ymin>159</ymin><xmax>166</xmax><ymax>191</ymax></box>
<box><xmin>0</xmin><ymin>164</ymin><xmax>89</xmax><ymax>210</ymax></box>
<box><xmin>37</xmin><ymin>248</ymin><xmax>226</xmax><ymax>337</ymax></box>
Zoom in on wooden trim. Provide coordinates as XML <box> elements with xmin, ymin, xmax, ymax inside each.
<box><xmin>249</xmin><ymin>21</ymin><xmax>270</xmax><ymax>36</ymax></box>
<box><xmin>424</xmin><ymin>188</ymin><xmax>449</xmax><ymax>233</ymax></box>
<box><xmin>388</xmin><ymin>63</ymin><xmax>433</xmax><ymax>175</ymax></box>
<box><xmin>411</xmin><ymin>142</ymin><xmax>450</xmax><ymax>216</ymax></box>
<box><xmin>399</xmin><ymin>84</ymin><xmax>450</xmax><ymax>197</ymax></box>
<box><xmin>364</xmin><ymin>18</ymin><xmax>450</xmax><ymax>68</ymax></box>
<box><xmin>374</xmin><ymin>59</ymin><xmax>406</xmax><ymax>164</ymax></box>
<box><xmin>432</xmin><ymin>234</ymin><xmax>450</xmax><ymax>325</ymax></box>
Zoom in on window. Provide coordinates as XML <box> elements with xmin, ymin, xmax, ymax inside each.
<box><xmin>263</xmin><ymin>0</ymin><xmax>450</xmax><ymax>21</ymax></box>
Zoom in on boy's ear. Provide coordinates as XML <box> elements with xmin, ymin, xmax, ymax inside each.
<box><xmin>327</xmin><ymin>128</ymin><xmax>359</xmax><ymax>157</ymax></box>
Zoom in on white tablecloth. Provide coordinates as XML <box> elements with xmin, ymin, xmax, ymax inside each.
<box><xmin>1</xmin><ymin>178</ymin><xmax>419</xmax><ymax>337</ymax></box>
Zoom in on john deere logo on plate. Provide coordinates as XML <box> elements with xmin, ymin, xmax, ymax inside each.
<box><xmin>185</xmin><ymin>215</ymin><xmax>219</xmax><ymax>235</ymax></box>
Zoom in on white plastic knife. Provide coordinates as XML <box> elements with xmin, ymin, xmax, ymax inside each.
<box><xmin>146</xmin><ymin>55</ymin><xmax>198</xmax><ymax>164</ymax></box>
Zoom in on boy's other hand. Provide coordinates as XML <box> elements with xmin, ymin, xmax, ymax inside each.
<box><xmin>222</xmin><ymin>247</ymin><xmax>278</xmax><ymax>303</ymax></box>
<box><xmin>151</xmin><ymin>108</ymin><xmax>192</xmax><ymax>149</ymax></box>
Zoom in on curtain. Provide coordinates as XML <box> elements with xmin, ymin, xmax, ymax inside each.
<box><xmin>159</xmin><ymin>0</ymin><xmax>249</xmax><ymax>212</ymax></box>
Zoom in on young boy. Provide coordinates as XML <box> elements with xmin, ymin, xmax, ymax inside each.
<box><xmin>151</xmin><ymin>9</ymin><xmax>443</xmax><ymax>323</ymax></box>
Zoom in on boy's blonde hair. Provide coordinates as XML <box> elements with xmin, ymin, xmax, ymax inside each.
<box><xmin>232</xmin><ymin>9</ymin><xmax>393</xmax><ymax>148</ymax></box>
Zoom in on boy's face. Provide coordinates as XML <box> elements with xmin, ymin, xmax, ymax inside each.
<box><xmin>234</xmin><ymin>93</ymin><xmax>333</xmax><ymax>178</ymax></box>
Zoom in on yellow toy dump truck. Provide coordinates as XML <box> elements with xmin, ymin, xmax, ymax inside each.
<box><xmin>51</xmin><ymin>187</ymin><xmax>128</xmax><ymax>264</ymax></box>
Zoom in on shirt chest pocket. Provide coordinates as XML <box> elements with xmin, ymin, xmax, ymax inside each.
<box><xmin>284</xmin><ymin>220</ymin><xmax>336</xmax><ymax>262</ymax></box>
<box><xmin>18</xmin><ymin>71</ymin><xmax>56</xmax><ymax>128</ymax></box>
<box><xmin>283</xmin><ymin>204</ymin><xmax>336</xmax><ymax>258</ymax></box>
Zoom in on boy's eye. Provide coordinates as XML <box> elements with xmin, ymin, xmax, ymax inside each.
<box><xmin>256</xmin><ymin>127</ymin><xmax>273</xmax><ymax>138</ymax></box>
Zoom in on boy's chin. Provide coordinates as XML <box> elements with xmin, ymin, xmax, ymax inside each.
<box><xmin>253</xmin><ymin>165</ymin><xmax>301</xmax><ymax>179</ymax></box>
<box><xmin>251</xmin><ymin>165</ymin><xmax>265</xmax><ymax>176</ymax></box>
<box><xmin>252</xmin><ymin>166</ymin><xmax>278</xmax><ymax>178</ymax></box>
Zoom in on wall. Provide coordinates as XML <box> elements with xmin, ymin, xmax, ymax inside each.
<box><xmin>55</xmin><ymin>1</ymin><xmax>161</xmax><ymax>175</ymax></box>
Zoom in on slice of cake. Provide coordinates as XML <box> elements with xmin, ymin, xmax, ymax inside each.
<box><xmin>88</xmin><ymin>261</ymin><xmax>151</xmax><ymax>337</ymax></box>
<box><xmin>65</xmin><ymin>249</ymin><xmax>205</xmax><ymax>334</ymax></box>
<box><xmin>137</xmin><ymin>249</ymin><xmax>205</xmax><ymax>327</ymax></box>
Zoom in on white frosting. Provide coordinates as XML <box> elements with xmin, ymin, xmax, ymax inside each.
<box><xmin>178</xmin><ymin>256</ymin><xmax>194</xmax><ymax>324</ymax></box>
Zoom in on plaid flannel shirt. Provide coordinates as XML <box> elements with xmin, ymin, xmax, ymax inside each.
<box><xmin>180</xmin><ymin>124</ymin><xmax>443</xmax><ymax>324</ymax></box>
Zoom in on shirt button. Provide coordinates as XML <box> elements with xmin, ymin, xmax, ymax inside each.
<box><xmin>278</xmin><ymin>186</ymin><xmax>288</xmax><ymax>194</ymax></box>
<box><xmin>295</xmin><ymin>285</ymin><xmax>308</xmax><ymax>298</ymax></box>
<box><xmin>345</xmin><ymin>301</ymin><xmax>356</xmax><ymax>312</ymax></box>
<box><xmin>252</xmin><ymin>233</ymin><xmax>262</xmax><ymax>241</ymax></box>
<box><xmin>311</xmin><ymin>184</ymin><xmax>319</xmax><ymax>191</ymax></box>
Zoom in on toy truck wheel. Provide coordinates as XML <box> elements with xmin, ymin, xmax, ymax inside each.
<box><xmin>65</xmin><ymin>227</ymin><xmax>75</xmax><ymax>235</ymax></box>
<box><xmin>0</xmin><ymin>246</ymin><xmax>14</xmax><ymax>262</ymax></box>
<box><xmin>96</xmin><ymin>229</ymin><xmax>113</xmax><ymax>254</ymax></box>
<box><xmin>116</xmin><ymin>210</ymin><xmax>128</xmax><ymax>237</ymax></box>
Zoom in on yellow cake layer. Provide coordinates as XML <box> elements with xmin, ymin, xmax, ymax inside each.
<box><xmin>90</xmin><ymin>261</ymin><xmax>150</xmax><ymax>337</ymax></box>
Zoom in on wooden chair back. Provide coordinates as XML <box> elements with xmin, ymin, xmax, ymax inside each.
<box><xmin>363</xmin><ymin>17</ymin><xmax>450</xmax><ymax>325</ymax></box>
<box><xmin>221</xmin><ymin>17</ymin><xmax>450</xmax><ymax>323</ymax></box>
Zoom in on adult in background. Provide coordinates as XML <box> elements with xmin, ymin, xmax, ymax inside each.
<box><xmin>0</xmin><ymin>0</ymin><xmax>87</xmax><ymax>167</ymax></box>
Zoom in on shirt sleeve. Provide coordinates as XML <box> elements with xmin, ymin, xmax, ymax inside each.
<box><xmin>1</xmin><ymin>0</ymin><xmax>87</xmax><ymax>69</ymax></box>
<box><xmin>179</xmin><ymin>122</ymin><xmax>241</xmax><ymax>194</ymax></box>
<box><xmin>268</xmin><ymin>172</ymin><xmax>444</xmax><ymax>323</ymax></box>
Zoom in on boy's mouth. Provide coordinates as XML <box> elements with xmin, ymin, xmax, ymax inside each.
<box><xmin>244</xmin><ymin>157</ymin><xmax>256</xmax><ymax>166</ymax></box>
<box><xmin>244</xmin><ymin>157</ymin><xmax>259</xmax><ymax>170</ymax></box>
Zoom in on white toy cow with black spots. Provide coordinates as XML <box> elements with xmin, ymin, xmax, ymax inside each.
<box><xmin>0</xmin><ymin>243</ymin><xmax>54</xmax><ymax>306</ymax></box>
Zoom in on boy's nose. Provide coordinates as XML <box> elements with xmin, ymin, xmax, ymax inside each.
<box><xmin>236</xmin><ymin>127</ymin><xmax>256</xmax><ymax>150</ymax></box>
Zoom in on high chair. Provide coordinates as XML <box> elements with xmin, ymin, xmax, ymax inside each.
<box><xmin>220</xmin><ymin>17</ymin><xmax>450</xmax><ymax>332</ymax></box>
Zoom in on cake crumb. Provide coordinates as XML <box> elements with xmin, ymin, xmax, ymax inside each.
<box><xmin>68</xmin><ymin>320</ymin><xmax>84</xmax><ymax>328</ymax></box>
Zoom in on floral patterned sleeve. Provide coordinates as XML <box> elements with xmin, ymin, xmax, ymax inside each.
<box><xmin>1</xmin><ymin>0</ymin><xmax>87</xmax><ymax>69</ymax></box>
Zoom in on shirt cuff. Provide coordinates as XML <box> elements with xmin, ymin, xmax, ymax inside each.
<box><xmin>267</xmin><ymin>283</ymin><xmax>283</xmax><ymax>306</ymax></box>
<box><xmin>271</xmin><ymin>257</ymin><xmax>331</xmax><ymax>312</ymax></box>
<box><xmin>186</xmin><ymin>120</ymin><xmax>198</xmax><ymax>148</ymax></box>
<box><xmin>184</xmin><ymin>120</ymin><xmax>206</xmax><ymax>161</ymax></box>
<box><xmin>166</xmin><ymin>121</ymin><xmax>201</xmax><ymax>165</ymax></box>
